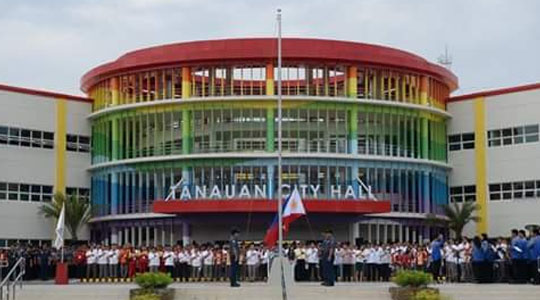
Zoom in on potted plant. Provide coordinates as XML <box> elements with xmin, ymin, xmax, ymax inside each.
<box><xmin>130</xmin><ymin>272</ymin><xmax>174</xmax><ymax>300</ymax></box>
<box><xmin>389</xmin><ymin>270</ymin><xmax>439</xmax><ymax>300</ymax></box>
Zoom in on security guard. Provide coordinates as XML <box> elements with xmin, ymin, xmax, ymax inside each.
<box><xmin>229</xmin><ymin>228</ymin><xmax>241</xmax><ymax>287</ymax></box>
<box><xmin>321</xmin><ymin>229</ymin><xmax>336</xmax><ymax>286</ymax></box>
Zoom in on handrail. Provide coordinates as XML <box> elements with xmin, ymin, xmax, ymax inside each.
<box><xmin>0</xmin><ymin>257</ymin><xmax>25</xmax><ymax>300</ymax></box>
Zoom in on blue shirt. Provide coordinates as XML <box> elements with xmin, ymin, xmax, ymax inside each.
<box><xmin>533</xmin><ymin>236</ymin><xmax>540</xmax><ymax>260</ymax></box>
<box><xmin>510</xmin><ymin>237</ymin><xmax>523</xmax><ymax>260</ymax></box>
<box><xmin>431</xmin><ymin>239</ymin><xmax>443</xmax><ymax>261</ymax></box>
<box><xmin>472</xmin><ymin>244</ymin><xmax>485</xmax><ymax>262</ymax></box>
<box><xmin>517</xmin><ymin>238</ymin><xmax>529</xmax><ymax>260</ymax></box>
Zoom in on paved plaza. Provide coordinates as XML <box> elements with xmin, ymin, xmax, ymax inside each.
<box><xmin>14</xmin><ymin>282</ymin><xmax>540</xmax><ymax>300</ymax></box>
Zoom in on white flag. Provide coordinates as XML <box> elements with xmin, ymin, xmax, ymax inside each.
<box><xmin>54</xmin><ymin>203</ymin><xmax>65</xmax><ymax>250</ymax></box>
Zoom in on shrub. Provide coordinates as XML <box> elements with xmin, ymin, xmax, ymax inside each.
<box><xmin>132</xmin><ymin>293</ymin><xmax>161</xmax><ymax>300</ymax></box>
<box><xmin>392</xmin><ymin>270</ymin><xmax>433</xmax><ymax>288</ymax></box>
<box><xmin>135</xmin><ymin>272</ymin><xmax>173</xmax><ymax>290</ymax></box>
<box><xmin>414</xmin><ymin>289</ymin><xmax>450</xmax><ymax>300</ymax></box>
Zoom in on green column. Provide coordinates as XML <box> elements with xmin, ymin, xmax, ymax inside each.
<box><xmin>348</xmin><ymin>106</ymin><xmax>358</xmax><ymax>154</ymax></box>
<box><xmin>111</xmin><ymin>117</ymin><xmax>119</xmax><ymax>160</ymax></box>
<box><xmin>266</xmin><ymin>107</ymin><xmax>275</xmax><ymax>152</ymax></box>
<box><xmin>421</xmin><ymin>116</ymin><xmax>429</xmax><ymax>159</ymax></box>
<box><xmin>182</xmin><ymin>110</ymin><xmax>191</xmax><ymax>154</ymax></box>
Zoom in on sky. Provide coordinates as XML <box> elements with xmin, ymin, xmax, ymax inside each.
<box><xmin>0</xmin><ymin>0</ymin><xmax>539</xmax><ymax>96</ymax></box>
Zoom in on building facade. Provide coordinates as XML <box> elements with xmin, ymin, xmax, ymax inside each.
<box><xmin>5</xmin><ymin>38</ymin><xmax>536</xmax><ymax>247</ymax></box>
<box><xmin>447</xmin><ymin>83</ymin><xmax>540</xmax><ymax>237</ymax></box>
<box><xmin>81</xmin><ymin>38</ymin><xmax>457</xmax><ymax>246</ymax></box>
<box><xmin>0</xmin><ymin>85</ymin><xmax>92</xmax><ymax>247</ymax></box>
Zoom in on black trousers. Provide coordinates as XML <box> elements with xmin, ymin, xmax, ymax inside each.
<box><xmin>431</xmin><ymin>260</ymin><xmax>441</xmax><ymax>281</ymax></box>
<box><xmin>342</xmin><ymin>264</ymin><xmax>353</xmax><ymax>281</ymax></box>
<box><xmin>322</xmin><ymin>259</ymin><xmax>335</xmax><ymax>286</ymax></box>
<box><xmin>378</xmin><ymin>264</ymin><xmax>390</xmax><ymax>281</ymax></box>
<box><xmin>512</xmin><ymin>259</ymin><xmax>527</xmax><ymax>283</ymax></box>
<box><xmin>366</xmin><ymin>263</ymin><xmax>377</xmax><ymax>281</ymax></box>
<box><xmin>295</xmin><ymin>259</ymin><xmax>306</xmax><ymax>281</ymax></box>
<box><xmin>230</xmin><ymin>260</ymin><xmax>239</xmax><ymax>286</ymax></box>
<box><xmin>307</xmin><ymin>263</ymin><xmax>316</xmax><ymax>281</ymax></box>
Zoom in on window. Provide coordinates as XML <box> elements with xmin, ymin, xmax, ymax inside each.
<box><xmin>66</xmin><ymin>134</ymin><xmax>90</xmax><ymax>153</ymax></box>
<box><xmin>0</xmin><ymin>126</ymin><xmax>7</xmax><ymax>144</ymax></box>
<box><xmin>449</xmin><ymin>185</ymin><xmax>476</xmax><ymax>203</ymax></box>
<box><xmin>0</xmin><ymin>181</ymin><xmax>55</xmax><ymax>202</ymax></box>
<box><xmin>0</xmin><ymin>125</ymin><xmax>56</xmax><ymax>150</ymax></box>
<box><xmin>0</xmin><ymin>182</ymin><xmax>6</xmax><ymax>200</ymax></box>
<box><xmin>488</xmin><ymin>124</ymin><xmax>540</xmax><ymax>147</ymax></box>
<box><xmin>66</xmin><ymin>186</ymin><xmax>90</xmax><ymax>200</ymax></box>
<box><xmin>489</xmin><ymin>179</ymin><xmax>540</xmax><ymax>201</ymax></box>
<box><xmin>448</xmin><ymin>133</ymin><xmax>475</xmax><ymax>151</ymax></box>
<box><xmin>43</xmin><ymin>132</ymin><xmax>54</xmax><ymax>149</ymax></box>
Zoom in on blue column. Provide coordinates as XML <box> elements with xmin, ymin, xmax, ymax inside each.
<box><xmin>422</xmin><ymin>171</ymin><xmax>430</xmax><ymax>214</ymax></box>
<box><xmin>267</xmin><ymin>164</ymin><xmax>275</xmax><ymax>199</ymax></box>
<box><xmin>182</xmin><ymin>167</ymin><xmax>191</xmax><ymax>199</ymax></box>
<box><xmin>351</xmin><ymin>163</ymin><xmax>359</xmax><ymax>198</ymax></box>
<box><xmin>111</xmin><ymin>172</ymin><xmax>118</xmax><ymax>215</ymax></box>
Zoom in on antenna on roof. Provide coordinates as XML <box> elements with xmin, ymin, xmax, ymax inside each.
<box><xmin>437</xmin><ymin>45</ymin><xmax>453</xmax><ymax>69</ymax></box>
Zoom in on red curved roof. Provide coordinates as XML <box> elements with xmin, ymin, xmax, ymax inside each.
<box><xmin>81</xmin><ymin>38</ymin><xmax>458</xmax><ymax>92</ymax></box>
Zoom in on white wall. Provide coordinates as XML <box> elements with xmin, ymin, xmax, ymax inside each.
<box><xmin>448</xmin><ymin>88</ymin><xmax>540</xmax><ymax>237</ymax></box>
<box><xmin>0</xmin><ymin>90</ymin><xmax>92</xmax><ymax>242</ymax></box>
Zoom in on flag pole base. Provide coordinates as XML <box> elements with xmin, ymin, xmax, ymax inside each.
<box><xmin>55</xmin><ymin>263</ymin><xmax>69</xmax><ymax>285</ymax></box>
<box><xmin>267</xmin><ymin>256</ymin><xmax>293</xmax><ymax>287</ymax></box>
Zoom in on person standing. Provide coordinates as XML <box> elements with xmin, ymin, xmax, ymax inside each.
<box><xmin>321</xmin><ymin>229</ymin><xmax>336</xmax><ymax>286</ymax></box>
<box><xmin>38</xmin><ymin>244</ymin><xmax>51</xmax><ymax>281</ymax></box>
<box><xmin>530</xmin><ymin>229</ymin><xmax>540</xmax><ymax>284</ymax></box>
<box><xmin>97</xmin><ymin>245</ymin><xmax>109</xmax><ymax>280</ymax></box>
<box><xmin>306</xmin><ymin>242</ymin><xmax>319</xmax><ymax>281</ymax></box>
<box><xmin>85</xmin><ymin>244</ymin><xmax>97</xmax><ymax>281</ymax></box>
<box><xmin>229</xmin><ymin>228</ymin><xmax>241</xmax><ymax>287</ymax></box>
<box><xmin>163</xmin><ymin>246</ymin><xmax>175</xmax><ymax>276</ymax></box>
<box><xmin>202</xmin><ymin>245</ymin><xmax>214</xmax><ymax>281</ymax></box>
<box><xmin>510</xmin><ymin>229</ymin><xmax>526</xmax><ymax>283</ymax></box>
<box><xmin>109</xmin><ymin>245</ymin><xmax>119</xmax><ymax>279</ymax></box>
<box><xmin>149</xmin><ymin>247</ymin><xmax>160</xmax><ymax>273</ymax></box>
<box><xmin>430</xmin><ymin>234</ymin><xmax>444</xmax><ymax>283</ymax></box>
<box><xmin>246</xmin><ymin>244</ymin><xmax>259</xmax><ymax>282</ymax></box>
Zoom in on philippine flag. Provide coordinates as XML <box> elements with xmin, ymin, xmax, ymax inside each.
<box><xmin>263</xmin><ymin>188</ymin><xmax>306</xmax><ymax>246</ymax></box>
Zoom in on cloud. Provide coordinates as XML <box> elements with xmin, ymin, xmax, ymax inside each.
<box><xmin>0</xmin><ymin>0</ymin><xmax>538</xmax><ymax>95</ymax></box>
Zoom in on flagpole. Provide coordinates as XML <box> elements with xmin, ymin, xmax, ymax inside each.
<box><xmin>276</xmin><ymin>7</ymin><xmax>283</xmax><ymax>263</ymax></box>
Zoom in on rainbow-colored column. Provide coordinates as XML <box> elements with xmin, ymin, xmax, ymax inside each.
<box><xmin>110</xmin><ymin>77</ymin><xmax>119</xmax><ymax>214</ymax></box>
<box><xmin>265</xmin><ymin>63</ymin><xmax>275</xmax><ymax>199</ymax></box>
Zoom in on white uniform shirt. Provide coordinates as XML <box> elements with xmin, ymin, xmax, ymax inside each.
<box><xmin>306</xmin><ymin>247</ymin><xmax>319</xmax><ymax>264</ymax></box>
<box><xmin>164</xmin><ymin>251</ymin><xmax>175</xmax><ymax>266</ymax></box>
<box><xmin>97</xmin><ymin>249</ymin><xmax>108</xmax><ymax>265</ymax></box>
<box><xmin>86</xmin><ymin>249</ymin><xmax>96</xmax><ymax>264</ymax></box>
<box><xmin>178</xmin><ymin>251</ymin><xmax>190</xmax><ymax>264</ymax></box>
<box><xmin>203</xmin><ymin>250</ymin><xmax>214</xmax><ymax>266</ymax></box>
<box><xmin>148</xmin><ymin>252</ymin><xmax>160</xmax><ymax>267</ymax></box>
<box><xmin>246</xmin><ymin>250</ymin><xmax>259</xmax><ymax>266</ymax></box>
<box><xmin>261</xmin><ymin>250</ymin><xmax>269</xmax><ymax>264</ymax></box>
<box><xmin>109</xmin><ymin>249</ymin><xmax>119</xmax><ymax>265</ymax></box>
<box><xmin>334</xmin><ymin>248</ymin><xmax>343</xmax><ymax>266</ymax></box>
<box><xmin>191</xmin><ymin>251</ymin><xmax>202</xmax><ymax>267</ymax></box>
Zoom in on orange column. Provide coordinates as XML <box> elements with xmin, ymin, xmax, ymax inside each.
<box><xmin>347</xmin><ymin>66</ymin><xmax>358</xmax><ymax>98</ymax></box>
<box><xmin>266</xmin><ymin>63</ymin><xmax>274</xmax><ymax>96</ymax></box>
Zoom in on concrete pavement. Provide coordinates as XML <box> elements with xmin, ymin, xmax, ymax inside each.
<box><xmin>15</xmin><ymin>281</ymin><xmax>540</xmax><ymax>300</ymax></box>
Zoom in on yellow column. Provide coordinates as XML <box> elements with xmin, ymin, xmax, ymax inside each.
<box><xmin>420</xmin><ymin>76</ymin><xmax>428</xmax><ymax>105</ymax></box>
<box><xmin>182</xmin><ymin>67</ymin><xmax>191</xmax><ymax>99</ymax></box>
<box><xmin>347</xmin><ymin>66</ymin><xmax>358</xmax><ymax>98</ymax></box>
<box><xmin>55</xmin><ymin>99</ymin><xmax>67</xmax><ymax>195</ymax></box>
<box><xmin>265</xmin><ymin>63</ymin><xmax>274</xmax><ymax>96</ymax></box>
<box><xmin>111</xmin><ymin>77</ymin><xmax>119</xmax><ymax>106</ymax></box>
<box><xmin>474</xmin><ymin>97</ymin><xmax>488</xmax><ymax>235</ymax></box>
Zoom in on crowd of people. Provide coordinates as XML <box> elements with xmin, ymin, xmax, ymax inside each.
<box><xmin>1</xmin><ymin>228</ymin><xmax>539</xmax><ymax>285</ymax></box>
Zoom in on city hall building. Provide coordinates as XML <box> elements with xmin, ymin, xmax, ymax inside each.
<box><xmin>1</xmin><ymin>38</ymin><xmax>539</xmax><ymax>247</ymax></box>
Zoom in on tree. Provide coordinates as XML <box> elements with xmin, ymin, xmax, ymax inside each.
<box><xmin>428</xmin><ymin>202</ymin><xmax>481</xmax><ymax>239</ymax></box>
<box><xmin>39</xmin><ymin>192</ymin><xmax>92</xmax><ymax>241</ymax></box>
